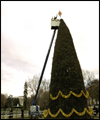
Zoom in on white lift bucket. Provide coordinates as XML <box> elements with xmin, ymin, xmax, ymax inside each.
<box><xmin>51</xmin><ymin>19</ymin><xmax>60</xmax><ymax>29</ymax></box>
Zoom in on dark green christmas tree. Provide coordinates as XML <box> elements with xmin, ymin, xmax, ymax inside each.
<box><xmin>45</xmin><ymin>19</ymin><xmax>91</xmax><ymax>119</ymax></box>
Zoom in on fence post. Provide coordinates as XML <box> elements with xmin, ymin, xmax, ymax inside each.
<box><xmin>3</xmin><ymin>111</ymin><xmax>4</xmax><ymax>119</ymax></box>
<box><xmin>16</xmin><ymin>109</ymin><xmax>17</xmax><ymax>118</ymax></box>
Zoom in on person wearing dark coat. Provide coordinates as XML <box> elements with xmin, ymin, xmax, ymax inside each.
<box><xmin>93</xmin><ymin>106</ymin><xmax>98</xmax><ymax>116</ymax></box>
<box><xmin>21</xmin><ymin>108</ymin><xmax>24</xmax><ymax>119</ymax></box>
<box><xmin>9</xmin><ymin>108</ymin><xmax>13</xmax><ymax>119</ymax></box>
<box><xmin>97</xmin><ymin>105</ymin><xmax>99</xmax><ymax>116</ymax></box>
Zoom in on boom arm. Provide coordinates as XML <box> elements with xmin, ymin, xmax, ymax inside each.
<box><xmin>32</xmin><ymin>29</ymin><xmax>57</xmax><ymax>105</ymax></box>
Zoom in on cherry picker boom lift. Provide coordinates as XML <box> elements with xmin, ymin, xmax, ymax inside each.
<box><xmin>29</xmin><ymin>18</ymin><xmax>60</xmax><ymax>119</ymax></box>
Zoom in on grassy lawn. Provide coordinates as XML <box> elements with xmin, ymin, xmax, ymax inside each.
<box><xmin>94</xmin><ymin>115</ymin><xmax>99</xmax><ymax>119</ymax></box>
<box><xmin>1</xmin><ymin>113</ymin><xmax>99</xmax><ymax>119</ymax></box>
<box><xmin>1</xmin><ymin>114</ymin><xmax>29</xmax><ymax>119</ymax></box>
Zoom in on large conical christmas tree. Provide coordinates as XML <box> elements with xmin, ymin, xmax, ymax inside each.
<box><xmin>44</xmin><ymin>19</ymin><xmax>92</xmax><ymax>119</ymax></box>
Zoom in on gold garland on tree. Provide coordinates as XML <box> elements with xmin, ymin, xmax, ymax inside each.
<box><xmin>44</xmin><ymin>107</ymin><xmax>93</xmax><ymax>118</ymax></box>
<box><xmin>50</xmin><ymin>90</ymin><xmax>89</xmax><ymax>100</ymax></box>
<box><xmin>43</xmin><ymin>90</ymin><xmax>93</xmax><ymax>117</ymax></box>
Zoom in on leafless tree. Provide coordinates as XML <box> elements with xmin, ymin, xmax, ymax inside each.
<box><xmin>82</xmin><ymin>70</ymin><xmax>95</xmax><ymax>87</ymax></box>
<box><xmin>82</xmin><ymin>70</ymin><xmax>96</xmax><ymax>105</ymax></box>
<box><xmin>27</xmin><ymin>74</ymin><xmax>50</xmax><ymax>107</ymax></box>
<box><xmin>27</xmin><ymin>74</ymin><xmax>50</xmax><ymax>95</ymax></box>
<box><xmin>27</xmin><ymin>75</ymin><xmax>40</xmax><ymax>96</ymax></box>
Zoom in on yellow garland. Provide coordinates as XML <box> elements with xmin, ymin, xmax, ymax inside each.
<box><xmin>50</xmin><ymin>90</ymin><xmax>89</xmax><ymax>100</ymax></box>
<box><xmin>44</xmin><ymin>107</ymin><xmax>93</xmax><ymax>118</ymax></box>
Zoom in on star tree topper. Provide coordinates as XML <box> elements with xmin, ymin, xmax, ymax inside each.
<box><xmin>58</xmin><ymin>11</ymin><xmax>62</xmax><ymax>17</ymax></box>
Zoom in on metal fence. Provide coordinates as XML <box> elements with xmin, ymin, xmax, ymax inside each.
<box><xmin>1</xmin><ymin>110</ymin><xmax>29</xmax><ymax>119</ymax></box>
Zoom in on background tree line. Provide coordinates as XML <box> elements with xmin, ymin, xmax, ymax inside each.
<box><xmin>1</xmin><ymin>70</ymin><xmax>99</xmax><ymax>110</ymax></box>
<box><xmin>1</xmin><ymin>94</ymin><xmax>20</xmax><ymax>109</ymax></box>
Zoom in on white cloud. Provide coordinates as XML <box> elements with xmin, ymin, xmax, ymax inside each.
<box><xmin>1</xmin><ymin>62</ymin><xmax>32</xmax><ymax>97</ymax></box>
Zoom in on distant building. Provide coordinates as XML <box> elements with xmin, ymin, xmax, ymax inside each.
<box><xmin>18</xmin><ymin>96</ymin><xmax>24</xmax><ymax>106</ymax></box>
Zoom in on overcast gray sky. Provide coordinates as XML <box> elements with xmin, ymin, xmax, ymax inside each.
<box><xmin>1</xmin><ymin>1</ymin><xmax>99</xmax><ymax>97</ymax></box>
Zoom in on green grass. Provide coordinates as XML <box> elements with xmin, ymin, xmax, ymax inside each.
<box><xmin>94</xmin><ymin>116</ymin><xmax>99</xmax><ymax>119</ymax></box>
<box><xmin>1</xmin><ymin>114</ymin><xmax>29</xmax><ymax>119</ymax></box>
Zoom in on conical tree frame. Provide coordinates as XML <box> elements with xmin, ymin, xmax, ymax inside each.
<box><xmin>45</xmin><ymin>19</ymin><xmax>91</xmax><ymax>119</ymax></box>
